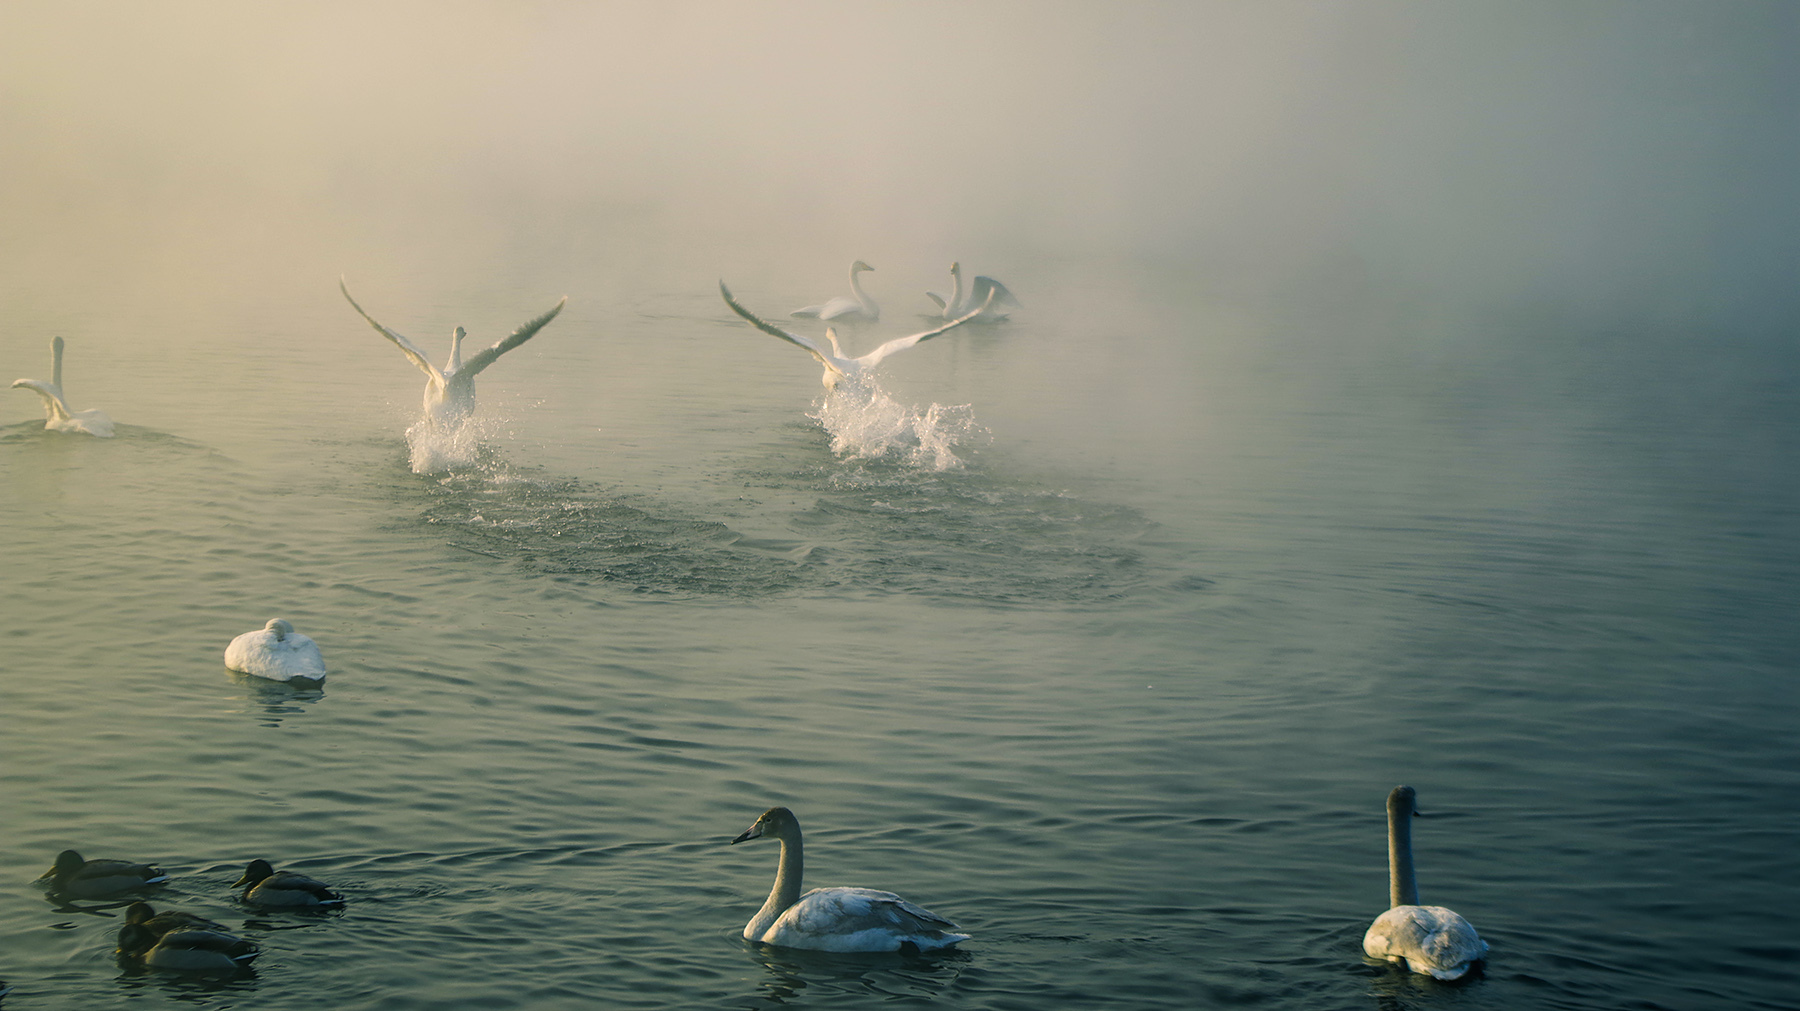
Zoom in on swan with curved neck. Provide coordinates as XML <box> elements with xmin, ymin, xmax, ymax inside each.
<box><xmin>924</xmin><ymin>262</ymin><xmax>1018</xmax><ymax>322</ymax></box>
<box><xmin>1362</xmin><ymin>785</ymin><xmax>1488</xmax><ymax>980</ymax></box>
<box><xmin>722</xmin><ymin>281</ymin><xmax>992</xmax><ymax>391</ymax></box>
<box><xmin>225</xmin><ymin>618</ymin><xmax>327</xmax><ymax>684</ymax></box>
<box><xmin>792</xmin><ymin>260</ymin><xmax>879</xmax><ymax>321</ymax></box>
<box><xmin>10</xmin><ymin>336</ymin><xmax>115</xmax><ymax>436</ymax></box>
<box><xmin>340</xmin><ymin>278</ymin><xmax>566</xmax><ymax>430</ymax></box>
<box><xmin>730</xmin><ymin>806</ymin><xmax>969</xmax><ymax>952</ymax></box>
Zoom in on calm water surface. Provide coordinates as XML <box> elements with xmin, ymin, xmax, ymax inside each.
<box><xmin>1</xmin><ymin>256</ymin><xmax>1795</xmax><ymax>1011</ymax></box>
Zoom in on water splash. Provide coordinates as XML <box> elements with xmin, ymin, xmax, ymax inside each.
<box><xmin>405</xmin><ymin>415</ymin><xmax>492</xmax><ymax>474</ymax></box>
<box><xmin>807</xmin><ymin>382</ymin><xmax>986</xmax><ymax>471</ymax></box>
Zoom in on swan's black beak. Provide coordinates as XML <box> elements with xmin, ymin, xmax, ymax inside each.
<box><xmin>730</xmin><ymin>829</ymin><xmax>754</xmax><ymax>845</ymax></box>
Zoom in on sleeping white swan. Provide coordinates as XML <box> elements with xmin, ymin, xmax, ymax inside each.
<box><xmin>339</xmin><ymin>278</ymin><xmax>566</xmax><ymax>430</ymax></box>
<box><xmin>721</xmin><ymin>281</ymin><xmax>992</xmax><ymax>390</ymax></box>
<box><xmin>792</xmin><ymin>260</ymin><xmax>879</xmax><ymax>321</ymax></box>
<box><xmin>730</xmin><ymin>806</ymin><xmax>969</xmax><ymax>952</ymax></box>
<box><xmin>10</xmin><ymin>336</ymin><xmax>115</xmax><ymax>436</ymax></box>
<box><xmin>225</xmin><ymin>619</ymin><xmax>326</xmax><ymax>684</ymax></box>
<box><xmin>1362</xmin><ymin>785</ymin><xmax>1488</xmax><ymax>980</ymax></box>
<box><xmin>924</xmin><ymin>262</ymin><xmax>1018</xmax><ymax>322</ymax></box>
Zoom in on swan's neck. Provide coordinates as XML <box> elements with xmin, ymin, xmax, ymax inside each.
<box><xmin>849</xmin><ymin>268</ymin><xmax>877</xmax><ymax>317</ymax></box>
<box><xmin>447</xmin><ymin>328</ymin><xmax>466</xmax><ymax>373</ymax></box>
<box><xmin>948</xmin><ymin>268</ymin><xmax>965</xmax><ymax>316</ymax></box>
<box><xmin>51</xmin><ymin>336</ymin><xmax>65</xmax><ymax>393</ymax></box>
<box><xmin>749</xmin><ymin>828</ymin><xmax>804</xmax><ymax>938</ymax></box>
<box><xmin>1388</xmin><ymin>800</ymin><xmax>1419</xmax><ymax>908</ymax></box>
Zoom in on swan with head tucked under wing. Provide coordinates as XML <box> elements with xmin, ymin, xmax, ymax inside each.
<box><xmin>792</xmin><ymin>260</ymin><xmax>879</xmax><ymax>321</ymax></box>
<box><xmin>339</xmin><ymin>278</ymin><xmax>566</xmax><ymax>431</ymax></box>
<box><xmin>225</xmin><ymin>619</ymin><xmax>326</xmax><ymax>685</ymax></box>
<box><xmin>10</xmin><ymin>336</ymin><xmax>115</xmax><ymax>436</ymax></box>
<box><xmin>730</xmin><ymin>806</ymin><xmax>969</xmax><ymax>952</ymax></box>
<box><xmin>925</xmin><ymin>262</ymin><xmax>1018</xmax><ymax>322</ymax></box>
<box><xmin>1362</xmin><ymin>785</ymin><xmax>1488</xmax><ymax>980</ymax></box>
<box><xmin>721</xmin><ymin>281</ymin><xmax>992</xmax><ymax>391</ymax></box>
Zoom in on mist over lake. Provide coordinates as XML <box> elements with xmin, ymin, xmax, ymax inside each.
<box><xmin>2</xmin><ymin>2</ymin><xmax>1795</xmax><ymax>1008</ymax></box>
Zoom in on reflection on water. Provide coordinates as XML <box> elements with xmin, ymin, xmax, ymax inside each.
<box><xmin>227</xmin><ymin>674</ymin><xmax>326</xmax><ymax>730</ymax></box>
<box><xmin>742</xmin><ymin>943</ymin><xmax>971</xmax><ymax>1008</ymax></box>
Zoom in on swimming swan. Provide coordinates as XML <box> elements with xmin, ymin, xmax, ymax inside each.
<box><xmin>10</xmin><ymin>336</ymin><xmax>115</xmax><ymax>436</ymax></box>
<box><xmin>234</xmin><ymin>859</ymin><xmax>345</xmax><ymax>908</ymax></box>
<box><xmin>339</xmin><ymin>278</ymin><xmax>566</xmax><ymax>430</ymax></box>
<box><xmin>721</xmin><ymin>282</ymin><xmax>992</xmax><ymax>390</ymax></box>
<box><xmin>792</xmin><ymin>260</ymin><xmax>879</xmax><ymax>321</ymax></box>
<box><xmin>729</xmin><ymin>806</ymin><xmax>969</xmax><ymax>952</ymax></box>
<box><xmin>924</xmin><ymin>263</ymin><xmax>1018</xmax><ymax>322</ymax></box>
<box><xmin>118</xmin><ymin>902</ymin><xmax>259</xmax><ymax>971</ymax></box>
<box><xmin>225</xmin><ymin>619</ymin><xmax>326</xmax><ymax>684</ymax></box>
<box><xmin>1362</xmin><ymin>785</ymin><xmax>1488</xmax><ymax>980</ymax></box>
<box><xmin>37</xmin><ymin>850</ymin><xmax>168</xmax><ymax>898</ymax></box>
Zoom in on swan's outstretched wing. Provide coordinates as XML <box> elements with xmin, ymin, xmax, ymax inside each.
<box><xmin>340</xmin><ymin>279</ymin><xmax>440</xmax><ymax>380</ymax></box>
<box><xmin>459</xmin><ymin>297</ymin><xmax>568</xmax><ymax>377</ymax></box>
<box><xmin>923</xmin><ymin>291</ymin><xmax>947</xmax><ymax>311</ymax></box>
<box><xmin>969</xmin><ymin>275</ymin><xmax>1019</xmax><ymax>308</ymax></box>
<box><xmin>856</xmin><ymin>290</ymin><xmax>995</xmax><ymax>369</ymax></box>
<box><xmin>10</xmin><ymin>379</ymin><xmax>69</xmax><ymax>419</ymax></box>
<box><xmin>719</xmin><ymin>282</ymin><xmax>837</xmax><ymax>371</ymax></box>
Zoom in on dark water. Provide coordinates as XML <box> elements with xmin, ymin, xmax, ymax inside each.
<box><xmin>2</xmin><ymin>264</ymin><xmax>1795</xmax><ymax>1011</ymax></box>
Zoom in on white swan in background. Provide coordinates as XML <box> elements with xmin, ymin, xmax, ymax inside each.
<box><xmin>730</xmin><ymin>806</ymin><xmax>970</xmax><ymax>952</ymax></box>
<box><xmin>721</xmin><ymin>281</ymin><xmax>991</xmax><ymax>390</ymax></box>
<box><xmin>225</xmin><ymin>619</ymin><xmax>327</xmax><ymax>684</ymax></box>
<box><xmin>924</xmin><ymin>262</ymin><xmax>1018</xmax><ymax>322</ymax></box>
<box><xmin>792</xmin><ymin>260</ymin><xmax>879</xmax><ymax>321</ymax></box>
<box><xmin>10</xmin><ymin>336</ymin><xmax>115</xmax><ymax>436</ymax></box>
<box><xmin>1362</xmin><ymin>785</ymin><xmax>1488</xmax><ymax>980</ymax></box>
<box><xmin>339</xmin><ymin>278</ymin><xmax>566</xmax><ymax>429</ymax></box>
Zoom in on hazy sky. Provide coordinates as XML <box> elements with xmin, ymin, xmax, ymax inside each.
<box><xmin>2</xmin><ymin>1</ymin><xmax>1795</xmax><ymax>326</ymax></box>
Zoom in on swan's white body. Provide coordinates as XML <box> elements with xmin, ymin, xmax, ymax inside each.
<box><xmin>1362</xmin><ymin>785</ymin><xmax>1487</xmax><ymax>980</ymax></box>
<box><xmin>721</xmin><ymin>282</ymin><xmax>991</xmax><ymax>390</ymax></box>
<box><xmin>925</xmin><ymin>263</ymin><xmax>1018</xmax><ymax>322</ymax></box>
<box><xmin>792</xmin><ymin>260</ymin><xmax>879</xmax><ymax>321</ymax></box>
<box><xmin>225</xmin><ymin>619</ymin><xmax>326</xmax><ymax>684</ymax></box>
<box><xmin>731</xmin><ymin>807</ymin><xmax>969</xmax><ymax>952</ymax></box>
<box><xmin>340</xmin><ymin>279</ymin><xmax>566</xmax><ymax>429</ymax></box>
<box><xmin>10</xmin><ymin>336</ymin><xmax>115</xmax><ymax>436</ymax></box>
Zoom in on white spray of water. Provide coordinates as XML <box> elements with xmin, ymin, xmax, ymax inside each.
<box><xmin>808</xmin><ymin>381</ymin><xmax>985</xmax><ymax>472</ymax></box>
<box><xmin>406</xmin><ymin>413</ymin><xmax>494</xmax><ymax>474</ymax></box>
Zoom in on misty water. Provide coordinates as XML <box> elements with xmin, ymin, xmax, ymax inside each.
<box><xmin>3</xmin><ymin>4</ymin><xmax>1797</xmax><ymax>1010</ymax></box>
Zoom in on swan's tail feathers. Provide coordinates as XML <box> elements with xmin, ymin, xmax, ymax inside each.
<box><xmin>339</xmin><ymin>278</ymin><xmax>442</xmax><ymax>380</ymax></box>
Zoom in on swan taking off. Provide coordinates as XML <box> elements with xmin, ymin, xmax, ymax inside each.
<box><xmin>792</xmin><ymin>260</ymin><xmax>880</xmax><ymax>321</ymax></box>
<box><xmin>721</xmin><ymin>281</ymin><xmax>992</xmax><ymax>390</ymax></box>
<box><xmin>924</xmin><ymin>263</ymin><xmax>1018</xmax><ymax>322</ymax></box>
<box><xmin>730</xmin><ymin>806</ymin><xmax>969</xmax><ymax>952</ymax></box>
<box><xmin>1362</xmin><ymin>785</ymin><xmax>1488</xmax><ymax>980</ymax></box>
<box><xmin>225</xmin><ymin>619</ymin><xmax>326</xmax><ymax>685</ymax></box>
<box><xmin>10</xmin><ymin>336</ymin><xmax>115</xmax><ymax>436</ymax></box>
<box><xmin>339</xmin><ymin>278</ymin><xmax>566</xmax><ymax>430</ymax></box>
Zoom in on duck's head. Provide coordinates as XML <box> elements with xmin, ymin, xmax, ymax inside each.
<box><xmin>49</xmin><ymin>850</ymin><xmax>84</xmax><ymax>877</ymax></box>
<box><xmin>732</xmin><ymin>806</ymin><xmax>797</xmax><ymax>845</ymax></box>
<box><xmin>233</xmin><ymin>859</ymin><xmax>275</xmax><ymax>889</ymax></box>
<box><xmin>123</xmin><ymin>901</ymin><xmax>158</xmax><ymax>927</ymax></box>
<box><xmin>264</xmin><ymin>619</ymin><xmax>294</xmax><ymax>641</ymax></box>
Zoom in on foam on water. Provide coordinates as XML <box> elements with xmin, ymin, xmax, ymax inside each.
<box><xmin>808</xmin><ymin>382</ymin><xmax>985</xmax><ymax>472</ymax></box>
<box><xmin>405</xmin><ymin>414</ymin><xmax>491</xmax><ymax>474</ymax></box>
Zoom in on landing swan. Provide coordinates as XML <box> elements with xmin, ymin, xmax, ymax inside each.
<box><xmin>729</xmin><ymin>806</ymin><xmax>969</xmax><ymax>952</ymax></box>
<box><xmin>117</xmin><ymin>902</ymin><xmax>259</xmax><ymax>971</ymax></box>
<box><xmin>721</xmin><ymin>282</ymin><xmax>992</xmax><ymax>390</ymax></box>
<box><xmin>339</xmin><ymin>278</ymin><xmax>566</xmax><ymax>430</ymax></box>
<box><xmin>792</xmin><ymin>260</ymin><xmax>879</xmax><ymax>321</ymax></box>
<box><xmin>234</xmin><ymin>859</ymin><xmax>345</xmax><ymax>908</ymax></box>
<box><xmin>37</xmin><ymin>850</ymin><xmax>167</xmax><ymax>898</ymax></box>
<box><xmin>10</xmin><ymin>336</ymin><xmax>115</xmax><ymax>436</ymax></box>
<box><xmin>225</xmin><ymin>619</ymin><xmax>326</xmax><ymax>685</ymax></box>
<box><xmin>1362</xmin><ymin>785</ymin><xmax>1488</xmax><ymax>980</ymax></box>
<box><xmin>924</xmin><ymin>263</ymin><xmax>1018</xmax><ymax>322</ymax></box>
